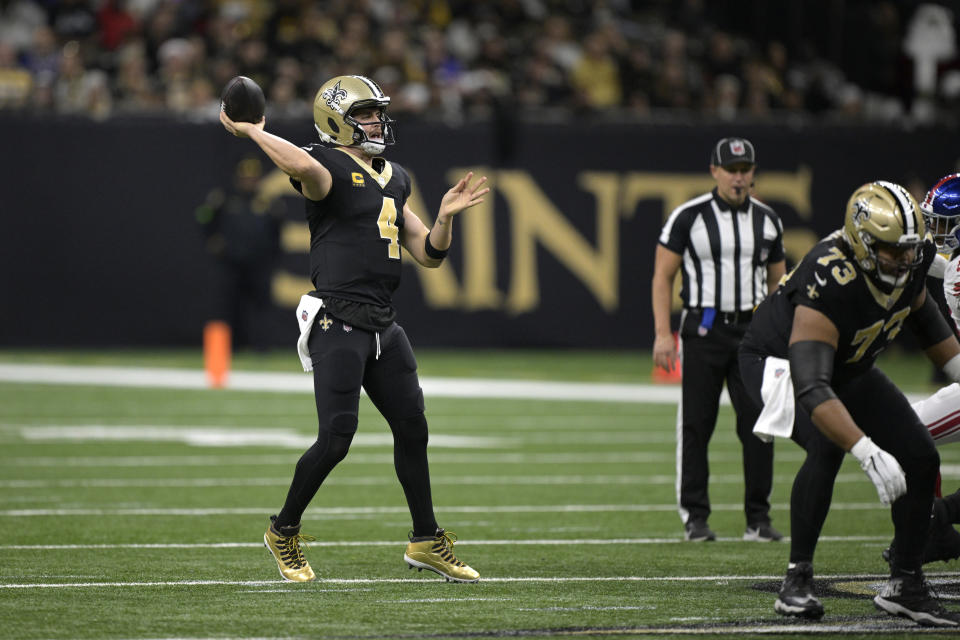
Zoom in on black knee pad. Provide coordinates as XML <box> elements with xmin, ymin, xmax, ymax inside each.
<box><xmin>390</xmin><ymin>413</ymin><xmax>429</xmax><ymax>446</ymax></box>
<box><xmin>295</xmin><ymin>427</ymin><xmax>354</xmax><ymax>472</ymax></box>
<box><xmin>329</xmin><ymin>411</ymin><xmax>359</xmax><ymax>438</ymax></box>
<box><xmin>315</xmin><ymin>420</ymin><xmax>356</xmax><ymax>466</ymax></box>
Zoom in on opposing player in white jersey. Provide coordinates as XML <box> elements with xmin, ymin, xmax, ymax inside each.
<box><xmin>902</xmin><ymin>173</ymin><xmax>960</xmax><ymax>565</ymax></box>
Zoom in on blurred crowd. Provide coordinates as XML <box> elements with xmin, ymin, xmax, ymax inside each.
<box><xmin>1</xmin><ymin>0</ymin><xmax>960</xmax><ymax>125</ymax></box>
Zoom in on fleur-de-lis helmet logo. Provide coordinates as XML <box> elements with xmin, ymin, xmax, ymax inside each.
<box><xmin>852</xmin><ymin>199</ymin><xmax>871</xmax><ymax>225</ymax></box>
<box><xmin>321</xmin><ymin>81</ymin><xmax>348</xmax><ymax>114</ymax></box>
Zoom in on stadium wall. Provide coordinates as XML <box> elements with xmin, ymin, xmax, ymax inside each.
<box><xmin>1</xmin><ymin>115</ymin><xmax>956</xmax><ymax>348</ymax></box>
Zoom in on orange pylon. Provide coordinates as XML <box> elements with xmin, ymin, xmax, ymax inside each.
<box><xmin>203</xmin><ymin>320</ymin><xmax>231</xmax><ymax>388</ymax></box>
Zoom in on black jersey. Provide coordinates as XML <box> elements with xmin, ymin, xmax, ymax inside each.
<box><xmin>291</xmin><ymin>145</ymin><xmax>412</xmax><ymax>329</ymax></box>
<box><xmin>742</xmin><ymin>230</ymin><xmax>936</xmax><ymax>385</ymax></box>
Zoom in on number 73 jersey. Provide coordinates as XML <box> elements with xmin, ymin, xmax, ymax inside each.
<box><xmin>745</xmin><ymin>230</ymin><xmax>936</xmax><ymax>382</ymax></box>
<box><xmin>292</xmin><ymin>145</ymin><xmax>412</xmax><ymax>308</ymax></box>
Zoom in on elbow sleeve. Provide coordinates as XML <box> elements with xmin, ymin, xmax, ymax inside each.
<box><xmin>424</xmin><ymin>234</ymin><xmax>448</xmax><ymax>261</ymax></box>
<box><xmin>789</xmin><ymin>340</ymin><xmax>838</xmax><ymax>415</ymax></box>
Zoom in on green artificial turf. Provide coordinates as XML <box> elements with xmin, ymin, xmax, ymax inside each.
<box><xmin>0</xmin><ymin>349</ymin><xmax>956</xmax><ymax>638</ymax></box>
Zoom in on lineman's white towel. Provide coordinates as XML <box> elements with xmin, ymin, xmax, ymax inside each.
<box><xmin>753</xmin><ymin>356</ymin><xmax>795</xmax><ymax>442</ymax></box>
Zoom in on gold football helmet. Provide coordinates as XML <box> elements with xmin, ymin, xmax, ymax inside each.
<box><xmin>842</xmin><ymin>180</ymin><xmax>925</xmax><ymax>290</ymax></box>
<box><xmin>313</xmin><ymin>75</ymin><xmax>394</xmax><ymax>154</ymax></box>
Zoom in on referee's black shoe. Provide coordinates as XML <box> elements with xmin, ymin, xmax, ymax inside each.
<box><xmin>683</xmin><ymin>519</ymin><xmax>716</xmax><ymax>542</ymax></box>
<box><xmin>774</xmin><ymin>562</ymin><xmax>824</xmax><ymax>620</ymax></box>
<box><xmin>744</xmin><ymin>522</ymin><xmax>783</xmax><ymax>542</ymax></box>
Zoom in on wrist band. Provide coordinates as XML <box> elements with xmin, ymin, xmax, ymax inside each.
<box><xmin>425</xmin><ymin>235</ymin><xmax>448</xmax><ymax>260</ymax></box>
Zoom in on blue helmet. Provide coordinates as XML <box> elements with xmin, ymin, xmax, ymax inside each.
<box><xmin>921</xmin><ymin>173</ymin><xmax>960</xmax><ymax>252</ymax></box>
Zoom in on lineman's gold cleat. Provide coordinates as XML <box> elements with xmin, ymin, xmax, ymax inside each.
<box><xmin>403</xmin><ymin>528</ymin><xmax>479</xmax><ymax>583</ymax></box>
<box><xmin>263</xmin><ymin>515</ymin><xmax>316</xmax><ymax>582</ymax></box>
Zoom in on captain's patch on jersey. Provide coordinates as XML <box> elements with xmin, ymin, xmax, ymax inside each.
<box><xmin>352</xmin><ymin>172</ymin><xmax>365</xmax><ymax>186</ymax></box>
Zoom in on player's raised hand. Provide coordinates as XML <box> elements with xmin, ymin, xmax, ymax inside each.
<box><xmin>439</xmin><ymin>172</ymin><xmax>489</xmax><ymax>218</ymax></box>
<box><xmin>220</xmin><ymin>109</ymin><xmax>265</xmax><ymax>138</ymax></box>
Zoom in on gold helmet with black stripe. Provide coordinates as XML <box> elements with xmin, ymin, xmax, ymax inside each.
<box><xmin>843</xmin><ymin>180</ymin><xmax>925</xmax><ymax>291</ymax></box>
<box><xmin>313</xmin><ymin>75</ymin><xmax>395</xmax><ymax>155</ymax></box>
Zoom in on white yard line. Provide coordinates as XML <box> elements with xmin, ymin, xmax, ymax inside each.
<box><xmin>0</xmin><ymin>362</ymin><xmax>931</xmax><ymax>404</ymax></box>
<box><xmin>0</xmin><ymin>502</ymin><xmax>888</xmax><ymax>517</ymax></box>
<box><xmin>0</xmin><ymin>363</ymin><xmax>686</xmax><ymax>404</ymax></box>
<box><xmin>0</xmin><ymin>535</ymin><xmax>893</xmax><ymax>550</ymax></box>
<box><xmin>64</xmin><ymin>622</ymin><xmax>950</xmax><ymax>638</ymax></box>
<box><xmin>0</xmin><ymin>472</ymin><xmax>872</xmax><ymax>489</ymax></box>
<box><xmin>0</xmin><ymin>452</ymin><xmax>691</xmax><ymax>467</ymax></box>
<box><xmin>2</xmin><ymin>572</ymin><xmax>958</xmax><ymax>590</ymax></box>
<box><xmin>13</xmin><ymin>425</ymin><xmax>513</xmax><ymax>449</ymax></box>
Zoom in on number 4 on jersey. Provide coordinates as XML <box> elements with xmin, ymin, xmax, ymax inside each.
<box><xmin>377</xmin><ymin>196</ymin><xmax>401</xmax><ymax>259</ymax></box>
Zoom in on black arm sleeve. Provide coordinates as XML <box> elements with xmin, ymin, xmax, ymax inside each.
<box><xmin>424</xmin><ymin>234</ymin><xmax>448</xmax><ymax>260</ymax></box>
<box><xmin>789</xmin><ymin>340</ymin><xmax>838</xmax><ymax>415</ymax></box>
<box><xmin>905</xmin><ymin>291</ymin><xmax>956</xmax><ymax>349</ymax></box>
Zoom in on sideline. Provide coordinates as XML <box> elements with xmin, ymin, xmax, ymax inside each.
<box><xmin>0</xmin><ymin>362</ymin><xmax>931</xmax><ymax>404</ymax></box>
<box><xmin>0</xmin><ymin>362</ymin><xmax>690</xmax><ymax>404</ymax></box>
<box><xmin>0</xmin><ymin>363</ymin><xmax>930</xmax><ymax>404</ymax></box>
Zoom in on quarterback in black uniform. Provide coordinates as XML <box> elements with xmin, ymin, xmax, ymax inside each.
<box><xmin>220</xmin><ymin>75</ymin><xmax>488</xmax><ymax>583</ymax></box>
<box><xmin>740</xmin><ymin>181</ymin><xmax>960</xmax><ymax>626</ymax></box>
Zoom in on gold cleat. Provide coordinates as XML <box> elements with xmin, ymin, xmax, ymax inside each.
<box><xmin>263</xmin><ymin>515</ymin><xmax>317</xmax><ymax>582</ymax></box>
<box><xmin>403</xmin><ymin>528</ymin><xmax>479</xmax><ymax>583</ymax></box>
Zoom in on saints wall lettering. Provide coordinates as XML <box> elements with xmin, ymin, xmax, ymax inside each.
<box><xmin>266</xmin><ymin>166</ymin><xmax>814</xmax><ymax>315</ymax></box>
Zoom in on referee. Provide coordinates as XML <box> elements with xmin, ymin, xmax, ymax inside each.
<box><xmin>651</xmin><ymin>137</ymin><xmax>786</xmax><ymax>542</ymax></box>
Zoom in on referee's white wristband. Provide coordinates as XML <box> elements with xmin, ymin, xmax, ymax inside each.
<box><xmin>945</xmin><ymin>354</ymin><xmax>960</xmax><ymax>383</ymax></box>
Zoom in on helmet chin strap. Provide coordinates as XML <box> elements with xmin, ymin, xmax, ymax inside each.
<box><xmin>315</xmin><ymin>124</ymin><xmax>335</xmax><ymax>144</ymax></box>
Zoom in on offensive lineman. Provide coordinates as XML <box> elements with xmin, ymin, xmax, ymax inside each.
<box><xmin>739</xmin><ymin>181</ymin><xmax>960</xmax><ymax>626</ymax></box>
<box><xmin>220</xmin><ymin>75</ymin><xmax>488</xmax><ymax>583</ymax></box>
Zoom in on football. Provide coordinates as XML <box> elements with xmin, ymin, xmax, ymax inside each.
<box><xmin>220</xmin><ymin>76</ymin><xmax>265</xmax><ymax>123</ymax></box>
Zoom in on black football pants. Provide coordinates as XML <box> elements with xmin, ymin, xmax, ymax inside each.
<box><xmin>276</xmin><ymin>319</ymin><xmax>438</xmax><ymax>537</ymax></box>
<box><xmin>739</xmin><ymin>358</ymin><xmax>938</xmax><ymax>572</ymax></box>
<box><xmin>678</xmin><ymin>314</ymin><xmax>774</xmax><ymax>527</ymax></box>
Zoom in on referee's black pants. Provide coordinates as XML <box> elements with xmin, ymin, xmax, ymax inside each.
<box><xmin>678</xmin><ymin>312</ymin><xmax>773</xmax><ymax>528</ymax></box>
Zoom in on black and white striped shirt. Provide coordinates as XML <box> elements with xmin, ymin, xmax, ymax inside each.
<box><xmin>659</xmin><ymin>188</ymin><xmax>785</xmax><ymax>312</ymax></box>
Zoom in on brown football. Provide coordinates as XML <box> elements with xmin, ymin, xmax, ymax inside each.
<box><xmin>221</xmin><ymin>76</ymin><xmax>265</xmax><ymax>123</ymax></box>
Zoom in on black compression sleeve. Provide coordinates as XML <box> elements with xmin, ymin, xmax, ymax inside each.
<box><xmin>424</xmin><ymin>234</ymin><xmax>448</xmax><ymax>260</ymax></box>
<box><xmin>789</xmin><ymin>340</ymin><xmax>838</xmax><ymax>415</ymax></box>
<box><xmin>905</xmin><ymin>292</ymin><xmax>955</xmax><ymax>349</ymax></box>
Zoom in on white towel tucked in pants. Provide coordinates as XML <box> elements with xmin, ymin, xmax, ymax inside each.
<box><xmin>753</xmin><ymin>356</ymin><xmax>795</xmax><ymax>443</ymax></box>
<box><xmin>295</xmin><ymin>295</ymin><xmax>324</xmax><ymax>372</ymax></box>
